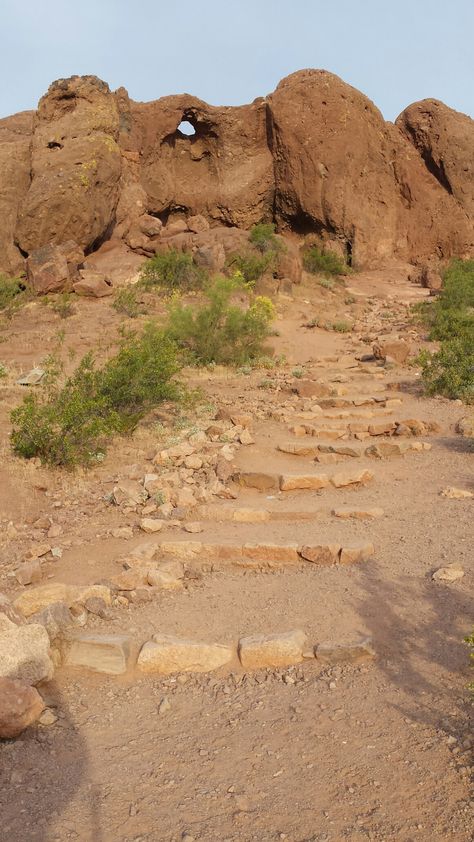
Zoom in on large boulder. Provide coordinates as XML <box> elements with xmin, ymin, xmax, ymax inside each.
<box><xmin>397</xmin><ymin>99</ymin><xmax>474</xmax><ymax>219</ymax></box>
<box><xmin>15</xmin><ymin>76</ymin><xmax>122</xmax><ymax>255</ymax></box>
<box><xmin>0</xmin><ymin>111</ymin><xmax>35</xmax><ymax>274</ymax></box>
<box><xmin>0</xmin><ymin>616</ymin><xmax>54</xmax><ymax>686</ymax></box>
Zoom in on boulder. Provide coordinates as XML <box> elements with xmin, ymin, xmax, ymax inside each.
<box><xmin>432</xmin><ymin>563</ymin><xmax>465</xmax><ymax>583</ymax></box>
<box><xmin>0</xmin><ymin>618</ymin><xmax>54</xmax><ymax>685</ymax></box>
<box><xmin>373</xmin><ymin>338</ymin><xmax>411</xmax><ymax>364</ymax></box>
<box><xmin>137</xmin><ymin>634</ymin><xmax>233</xmax><ymax>674</ymax></box>
<box><xmin>73</xmin><ymin>270</ymin><xmax>113</xmax><ymax>297</ymax></box>
<box><xmin>0</xmin><ymin>677</ymin><xmax>44</xmax><ymax>739</ymax></box>
<box><xmin>26</xmin><ymin>244</ymin><xmax>70</xmax><ymax>294</ymax></box>
<box><xmin>0</xmin><ymin>110</ymin><xmax>34</xmax><ymax>275</ymax></box>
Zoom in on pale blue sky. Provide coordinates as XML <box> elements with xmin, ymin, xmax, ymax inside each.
<box><xmin>1</xmin><ymin>0</ymin><xmax>473</xmax><ymax>120</ymax></box>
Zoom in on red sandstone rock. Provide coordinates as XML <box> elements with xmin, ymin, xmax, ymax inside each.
<box><xmin>0</xmin><ymin>677</ymin><xmax>44</xmax><ymax>739</ymax></box>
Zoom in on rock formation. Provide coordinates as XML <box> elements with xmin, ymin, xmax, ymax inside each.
<box><xmin>0</xmin><ymin>70</ymin><xmax>472</xmax><ymax>277</ymax></box>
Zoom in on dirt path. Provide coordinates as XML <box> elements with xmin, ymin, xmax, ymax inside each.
<box><xmin>0</xmin><ymin>271</ymin><xmax>472</xmax><ymax>841</ymax></box>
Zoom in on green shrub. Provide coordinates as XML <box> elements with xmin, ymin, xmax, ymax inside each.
<box><xmin>113</xmin><ymin>287</ymin><xmax>145</xmax><ymax>318</ymax></box>
<box><xmin>414</xmin><ymin>260</ymin><xmax>474</xmax><ymax>402</ymax></box>
<box><xmin>319</xmin><ymin>277</ymin><xmax>335</xmax><ymax>290</ymax></box>
<box><xmin>303</xmin><ymin>246</ymin><xmax>348</xmax><ymax>276</ymax></box>
<box><xmin>331</xmin><ymin>320</ymin><xmax>352</xmax><ymax>333</ymax></box>
<box><xmin>11</xmin><ymin>324</ymin><xmax>182</xmax><ymax>468</ymax></box>
<box><xmin>166</xmin><ymin>275</ymin><xmax>275</xmax><ymax>366</ymax></box>
<box><xmin>417</xmin><ymin>339</ymin><xmax>474</xmax><ymax>403</ymax></box>
<box><xmin>227</xmin><ymin>252</ymin><xmax>274</xmax><ymax>285</ymax></box>
<box><xmin>249</xmin><ymin>223</ymin><xmax>281</xmax><ymax>254</ymax></box>
<box><xmin>0</xmin><ymin>274</ymin><xmax>26</xmax><ymax>315</ymax></box>
<box><xmin>139</xmin><ymin>250</ymin><xmax>206</xmax><ymax>292</ymax></box>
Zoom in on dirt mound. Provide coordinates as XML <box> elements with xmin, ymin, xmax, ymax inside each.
<box><xmin>0</xmin><ymin>71</ymin><xmax>473</xmax><ymax>276</ymax></box>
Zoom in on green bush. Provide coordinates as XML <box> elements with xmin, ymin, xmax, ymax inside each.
<box><xmin>303</xmin><ymin>246</ymin><xmax>348</xmax><ymax>276</ymax></box>
<box><xmin>319</xmin><ymin>277</ymin><xmax>335</xmax><ymax>290</ymax></box>
<box><xmin>11</xmin><ymin>324</ymin><xmax>182</xmax><ymax>468</ymax></box>
<box><xmin>227</xmin><ymin>252</ymin><xmax>274</xmax><ymax>285</ymax></box>
<box><xmin>165</xmin><ymin>275</ymin><xmax>275</xmax><ymax>366</ymax></box>
<box><xmin>415</xmin><ymin>259</ymin><xmax>474</xmax><ymax>402</ymax></box>
<box><xmin>113</xmin><ymin>287</ymin><xmax>145</xmax><ymax>318</ymax></box>
<box><xmin>0</xmin><ymin>274</ymin><xmax>26</xmax><ymax>315</ymax></box>
<box><xmin>139</xmin><ymin>250</ymin><xmax>206</xmax><ymax>292</ymax></box>
<box><xmin>50</xmin><ymin>293</ymin><xmax>75</xmax><ymax>319</ymax></box>
<box><xmin>331</xmin><ymin>320</ymin><xmax>352</xmax><ymax>333</ymax></box>
<box><xmin>249</xmin><ymin>223</ymin><xmax>281</xmax><ymax>254</ymax></box>
<box><xmin>417</xmin><ymin>339</ymin><xmax>474</xmax><ymax>403</ymax></box>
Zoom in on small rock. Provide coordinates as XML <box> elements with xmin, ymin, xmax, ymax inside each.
<box><xmin>140</xmin><ymin>518</ymin><xmax>164</xmax><ymax>534</ymax></box>
<box><xmin>441</xmin><ymin>487</ymin><xmax>473</xmax><ymax>500</ymax></box>
<box><xmin>15</xmin><ymin>560</ymin><xmax>42</xmax><ymax>586</ymax></box>
<box><xmin>39</xmin><ymin>708</ymin><xmax>58</xmax><ymax>727</ymax></box>
<box><xmin>16</xmin><ymin>368</ymin><xmax>45</xmax><ymax>386</ymax></box>
<box><xmin>158</xmin><ymin>696</ymin><xmax>171</xmax><ymax>715</ymax></box>
<box><xmin>432</xmin><ymin>564</ymin><xmax>465</xmax><ymax>583</ymax></box>
<box><xmin>0</xmin><ymin>677</ymin><xmax>44</xmax><ymax>738</ymax></box>
<box><xmin>184</xmin><ymin>522</ymin><xmax>204</xmax><ymax>534</ymax></box>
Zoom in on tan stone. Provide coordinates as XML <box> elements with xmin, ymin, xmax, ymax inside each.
<box><xmin>339</xmin><ymin>543</ymin><xmax>375</xmax><ymax>564</ymax></box>
<box><xmin>184</xmin><ymin>521</ymin><xmax>204</xmax><ymax>533</ymax></box>
<box><xmin>333</xmin><ymin>507</ymin><xmax>384</xmax><ymax>520</ymax></box>
<box><xmin>14</xmin><ymin>583</ymin><xmax>72</xmax><ymax>617</ymax></box>
<box><xmin>238</xmin><ymin>630</ymin><xmax>307</xmax><ymax>669</ymax></box>
<box><xmin>315</xmin><ymin>637</ymin><xmax>375</xmax><ymax>664</ymax></box>
<box><xmin>62</xmin><ymin>633</ymin><xmax>135</xmax><ymax>675</ymax></box>
<box><xmin>440</xmin><ymin>487</ymin><xmax>473</xmax><ymax>500</ymax></box>
<box><xmin>279</xmin><ymin>473</ymin><xmax>329</xmax><ymax>491</ymax></box>
<box><xmin>278</xmin><ymin>442</ymin><xmax>320</xmax><ymax>456</ymax></box>
<box><xmin>365</xmin><ymin>442</ymin><xmax>405</xmax><ymax>458</ymax></box>
<box><xmin>242</xmin><ymin>544</ymin><xmax>299</xmax><ymax>564</ymax></box>
<box><xmin>235</xmin><ymin>472</ymin><xmax>280</xmax><ymax>491</ymax></box>
<box><xmin>137</xmin><ymin>634</ymin><xmax>233</xmax><ymax>674</ymax></box>
<box><xmin>331</xmin><ymin>469</ymin><xmax>374</xmax><ymax>488</ymax></box>
<box><xmin>432</xmin><ymin>564</ymin><xmax>465</xmax><ymax>583</ymax></box>
<box><xmin>232</xmin><ymin>509</ymin><xmax>270</xmax><ymax>523</ymax></box>
<box><xmin>140</xmin><ymin>518</ymin><xmax>164</xmax><ymax>534</ymax></box>
<box><xmin>14</xmin><ymin>560</ymin><xmax>43</xmax><ymax>586</ymax></box>
<box><xmin>299</xmin><ymin>544</ymin><xmax>341</xmax><ymax>564</ymax></box>
<box><xmin>146</xmin><ymin>569</ymin><xmax>183</xmax><ymax>590</ymax></box>
<box><xmin>159</xmin><ymin>541</ymin><xmax>203</xmax><ymax>560</ymax></box>
<box><xmin>239</xmin><ymin>429</ymin><xmax>255</xmax><ymax>445</ymax></box>
<box><xmin>0</xmin><ymin>677</ymin><xmax>45</xmax><ymax>738</ymax></box>
<box><xmin>368</xmin><ymin>422</ymin><xmax>397</xmax><ymax>436</ymax></box>
<box><xmin>0</xmin><ymin>621</ymin><xmax>54</xmax><ymax>685</ymax></box>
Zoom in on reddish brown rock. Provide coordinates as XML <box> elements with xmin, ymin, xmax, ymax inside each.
<box><xmin>0</xmin><ymin>677</ymin><xmax>44</xmax><ymax>739</ymax></box>
<box><xmin>26</xmin><ymin>244</ymin><xmax>70</xmax><ymax>294</ymax></box>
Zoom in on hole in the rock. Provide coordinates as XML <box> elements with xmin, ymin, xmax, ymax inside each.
<box><xmin>345</xmin><ymin>239</ymin><xmax>353</xmax><ymax>267</ymax></box>
<box><xmin>47</xmin><ymin>140</ymin><xmax>63</xmax><ymax>150</ymax></box>
<box><xmin>177</xmin><ymin>120</ymin><xmax>196</xmax><ymax>137</ymax></box>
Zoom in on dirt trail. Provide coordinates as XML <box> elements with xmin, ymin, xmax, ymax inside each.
<box><xmin>0</xmin><ymin>271</ymin><xmax>472</xmax><ymax>841</ymax></box>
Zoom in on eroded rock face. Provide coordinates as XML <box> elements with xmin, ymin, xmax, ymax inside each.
<box><xmin>0</xmin><ymin>71</ymin><xmax>473</xmax><ymax>277</ymax></box>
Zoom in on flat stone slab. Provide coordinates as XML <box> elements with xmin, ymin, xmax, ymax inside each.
<box><xmin>333</xmin><ymin>507</ymin><xmax>384</xmax><ymax>520</ymax></box>
<box><xmin>279</xmin><ymin>473</ymin><xmax>330</xmax><ymax>491</ymax></box>
<box><xmin>62</xmin><ymin>633</ymin><xmax>135</xmax><ymax>675</ymax></box>
<box><xmin>238</xmin><ymin>630</ymin><xmax>307</xmax><ymax>669</ymax></box>
<box><xmin>137</xmin><ymin>634</ymin><xmax>233</xmax><ymax>674</ymax></box>
<box><xmin>315</xmin><ymin>638</ymin><xmax>375</xmax><ymax>664</ymax></box>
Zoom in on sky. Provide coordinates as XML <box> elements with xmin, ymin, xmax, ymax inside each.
<box><xmin>1</xmin><ymin>0</ymin><xmax>473</xmax><ymax>121</ymax></box>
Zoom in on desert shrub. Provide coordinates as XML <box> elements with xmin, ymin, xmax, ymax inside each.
<box><xmin>331</xmin><ymin>320</ymin><xmax>352</xmax><ymax>333</ymax></box>
<box><xmin>417</xmin><ymin>339</ymin><xmax>474</xmax><ymax>403</ymax></box>
<box><xmin>319</xmin><ymin>277</ymin><xmax>335</xmax><ymax>290</ymax></box>
<box><xmin>139</xmin><ymin>249</ymin><xmax>206</xmax><ymax>292</ymax></box>
<box><xmin>113</xmin><ymin>287</ymin><xmax>145</xmax><ymax>318</ymax></box>
<box><xmin>0</xmin><ymin>274</ymin><xmax>27</xmax><ymax>315</ymax></box>
<box><xmin>227</xmin><ymin>251</ymin><xmax>274</xmax><ymax>285</ymax></box>
<box><xmin>303</xmin><ymin>246</ymin><xmax>348</xmax><ymax>276</ymax></box>
<box><xmin>50</xmin><ymin>293</ymin><xmax>75</xmax><ymax>319</ymax></box>
<box><xmin>249</xmin><ymin>223</ymin><xmax>281</xmax><ymax>254</ymax></box>
<box><xmin>415</xmin><ymin>260</ymin><xmax>474</xmax><ymax>402</ymax></box>
<box><xmin>11</xmin><ymin>324</ymin><xmax>182</xmax><ymax>468</ymax></box>
<box><xmin>165</xmin><ymin>275</ymin><xmax>275</xmax><ymax>366</ymax></box>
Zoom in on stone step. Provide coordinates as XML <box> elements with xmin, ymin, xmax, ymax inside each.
<box><xmin>235</xmin><ymin>467</ymin><xmax>374</xmax><ymax>492</ymax></box>
<box><xmin>196</xmin><ymin>504</ymin><xmax>384</xmax><ymax>523</ymax></box>
<box><xmin>277</xmin><ymin>440</ymin><xmax>431</xmax><ymax>460</ymax></box>
<box><xmin>150</xmin><ymin>539</ymin><xmax>375</xmax><ymax>568</ymax></box>
<box><xmin>288</xmin><ymin>418</ymin><xmax>440</xmax><ymax>441</ymax></box>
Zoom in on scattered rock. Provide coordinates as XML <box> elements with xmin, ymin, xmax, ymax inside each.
<box><xmin>441</xmin><ymin>487</ymin><xmax>473</xmax><ymax>499</ymax></box>
<box><xmin>0</xmin><ymin>677</ymin><xmax>44</xmax><ymax>738</ymax></box>
<box><xmin>432</xmin><ymin>564</ymin><xmax>465</xmax><ymax>583</ymax></box>
<box><xmin>140</xmin><ymin>518</ymin><xmax>164</xmax><ymax>534</ymax></box>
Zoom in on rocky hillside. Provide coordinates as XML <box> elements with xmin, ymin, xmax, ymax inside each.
<box><xmin>0</xmin><ymin>69</ymin><xmax>473</xmax><ymax>279</ymax></box>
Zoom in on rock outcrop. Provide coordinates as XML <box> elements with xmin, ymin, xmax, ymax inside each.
<box><xmin>0</xmin><ymin>71</ymin><xmax>472</xmax><ymax>277</ymax></box>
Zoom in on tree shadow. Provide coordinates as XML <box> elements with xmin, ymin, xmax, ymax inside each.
<box><xmin>352</xmin><ymin>562</ymin><xmax>473</xmax><ymax>738</ymax></box>
<box><xmin>0</xmin><ymin>677</ymin><xmax>101</xmax><ymax>842</ymax></box>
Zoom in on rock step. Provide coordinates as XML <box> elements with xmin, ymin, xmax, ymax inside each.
<box><xmin>278</xmin><ymin>440</ymin><xmax>431</xmax><ymax>460</ymax></box>
<box><xmin>59</xmin><ymin>629</ymin><xmax>375</xmax><ymax>677</ymax></box>
<box><xmin>196</xmin><ymin>505</ymin><xmax>384</xmax><ymax>522</ymax></box>
<box><xmin>151</xmin><ymin>539</ymin><xmax>375</xmax><ymax>568</ymax></box>
<box><xmin>235</xmin><ymin>468</ymin><xmax>374</xmax><ymax>492</ymax></box>
<box><xmin>288</xmin><ymin>418</ymin><xmax>440</xmax><ymax>441</ymax></box>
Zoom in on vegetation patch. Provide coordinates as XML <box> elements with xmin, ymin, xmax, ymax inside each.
<box><xmin>0</xmin><ymin>274</ymin><xmax>27</xmax><ymax>316</ymax></box>
<box><xmin>139</xmin><ymin>249</ymin><xmax>207</xmax><ymax>292</ymax></box>
<box><xmin>11</xmin><ymin>324</ymin><xmax>182</xmax><ymax>468</ymax></box>
<box><xmin>303</xmin><ymin>245</ymin><xmax>348</xmax><ymax>277</ymax></box>
<box><xmin>113</xmin><ymin>287</ymin><xmax>146</xmax><ymax>318</ymax></box>
<box><xmin>166</xmin><ymin>275</ymin><xmax>275</xmax><ymax>367</ymax></box>
<box><xmin>414</xmin><ymin>259</ymin><xmax>474</xmax><ymax>402</ymax></box>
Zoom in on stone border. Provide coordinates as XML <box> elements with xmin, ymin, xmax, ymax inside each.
<box><xmin>59</xmin><ymin>629</ymin><xmax>375</xmax><ymax>678</ymax></box>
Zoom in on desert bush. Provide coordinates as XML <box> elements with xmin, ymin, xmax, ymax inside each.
<box><xmin>11</xmin><ymin>324</ymin><xmax>182</xmax><ymax>468</ymax></box>
<box><xmin>0</xmin><ymin>274</ymin><xmax>27</xmax><ymax>315</ymax></box>
<box><xmin>303</xmin><ymin>246</ymin><xmax>348</xmax><ymax>276</ymax></box>
<box><xmin>227</xmin><ymin>251</ymin><xmax>274</xmax><ymax>285</ymax></box>
<box><xmin>113</xmin><ymin>287</ymin><xmax>145</xmax><ymax>318</ymax></box>
<box><xmin>139</xmin><ymin>249</ymin><xmax>206</xmax><ymax>292</ymax></box>
<box><xmin>331</xmin><ymin>320</ymin><xmax>352</xmax><ymax>333</ymax></box>
<box><xmin>166</xmin><ymin>275</ymin><xmax>275</xmax><ymax>366</ymax></box>
<box><xmin>319</xmin><ymin>277</ymin><xmax>335</xmax><ymax>290</ymax></box>
<box><xmin>417</xmin><ymin>339</ymin><xmax>474</xmax><ymax>403</ymax></box>
<box><xmin>249</xmin><ymin>223</ymin><xmax>281</xmax><ymax>254</ymax></box>
<box><xmin>415</xmin><ymin>259</ymin><xmax>474</xmax><ymax>402</ymax></box>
